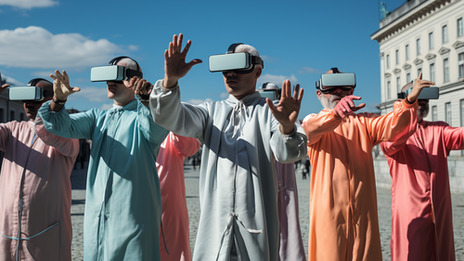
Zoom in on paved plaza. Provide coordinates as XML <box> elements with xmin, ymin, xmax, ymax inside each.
<box><xmin>70</xmin><ymin>162</ymin><xmax>464</xmax><ymax>260</ymax></box>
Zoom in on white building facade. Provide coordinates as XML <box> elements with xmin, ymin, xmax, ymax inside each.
<box><xmin>371</xmin><ymin>0</ymin><xmax>464</xmax><ymax>192</ymax></box>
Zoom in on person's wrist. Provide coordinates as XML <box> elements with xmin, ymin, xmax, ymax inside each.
<box><xmin>52</xmin><ymin>96</ymin><xmax>67</xmax><ymax>105</ymax></box>
<box><xmin>162</xmin><ymin>77</ymin><xmax>178</xmax><ymax>90</ymax></box>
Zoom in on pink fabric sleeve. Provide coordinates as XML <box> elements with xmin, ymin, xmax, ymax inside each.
<box><xmin>170</xmin><ymin>132</ymin><xmax>201</xmax><ymax>157</ymax></box>
<box><xmin>35</xmin><ymin>117</ymin><xmax>80</xmax><ymax>158</ymax></box>
<box><xmin>0</xmin><ymin>122</ymin><xmax>12</xmax><ymax>152</ymax></box>
<box><xmin>302</xmin><ymin>110</ymin><xmax>342</xmax><ymax>146</ymax></box>
<box><xmin>443</xmin><ymin>125</ymin><xmax>464</xmax><ymax>151</ymax></box>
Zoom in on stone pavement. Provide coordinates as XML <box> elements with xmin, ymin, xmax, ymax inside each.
<box><xmin>70</xmin><ymin>162</ymin><xmax>464</xmax><ymax>260</ymax></box>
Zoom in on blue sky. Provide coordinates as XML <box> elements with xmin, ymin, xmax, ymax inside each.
<box><xmin>0</xmin><ymin>0</ymin><xmax>406</xmax><ymax>117</ymax></box>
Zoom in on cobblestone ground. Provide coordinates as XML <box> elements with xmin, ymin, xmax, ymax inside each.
<box><xmin>71</xmin><ymin>162</ymin><xmax>464</xmax><ymax>260</ymax></box>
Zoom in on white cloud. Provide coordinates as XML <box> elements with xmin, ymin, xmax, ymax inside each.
<box><xmin>68</xmin><ymin>86</ymin><xmax>108</xmax><ymax>103</ymax></box>
<box><xmin>258</xmin><ymin>74</ymin><xmax>298</xmax><ymax>86</ymax></box>
<box><xmin>0</xmin><ymin>26</ymin><xmax>122</xmax><ymax>69</ymax></box>
<box><xmin>186</xmin><ymin>98</ymin><xmax>214</xmax><ymax>105</ymax></box>
<box><xmin>0</xmin><ymin>74</ymin><xmax>23</xmax><ymax>86</ymax></box>
<box><xmin>0</xmin><ymin>0</ymin><xmax>58</xmax><ymax>9</ymax></box>
<box><xmin>128</xmin><ymin>45</ymin><xmax>139</xmax><ymax>51</ymax></box>
<box><xmin>299</xmin><ymin>67</ymin><xmax>323</xmax><ymax>75</ymax></box>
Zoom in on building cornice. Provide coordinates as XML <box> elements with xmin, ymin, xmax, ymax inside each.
<box><xmin>371</xmin><ymin>0</ymin><xmax>455</xmax><ymax>44</ymax></box>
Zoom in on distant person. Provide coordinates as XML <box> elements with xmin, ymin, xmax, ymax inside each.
<box><xmin>0</xmin><ymin>79</ymin><xmax>79</xmax><ymax>260</ymax></box>
<box><xmin>157</xmin><ymin>132</ymin><xmax>200</xmax><ymax>261</ymax></box>
<box><xmin>381</xmin><ymin>86</ymin><xmax>461</xmax><ymax>261</ymax></box>
<box><xmin>304</xmin><ymin>158</ymin><xmax>310</xmax><ymax>178</ymax></box>
<box><xmin>260</xmin><ymin>82</ymin><xmax>307</xmax><ymax>261</ymax></box>
<box><xmin>148</xmin><ymin>34</ymin><xmax>307</xmax><ymax>260</ymax></box>
<box><xmin>302</xmin><ymin>69</ymin><xmax>432</xmax><ymax>260</ymax></box>
<box><xmin>38</xmin><ymin>57</ymin><xmax>169</xmax><ymax>260</ymax></box>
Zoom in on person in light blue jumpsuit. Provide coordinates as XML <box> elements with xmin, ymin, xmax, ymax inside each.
<box><xmin>38</xmin><ymin>57</ymin><xmax>168</xmax><ymax>261</ymax></box>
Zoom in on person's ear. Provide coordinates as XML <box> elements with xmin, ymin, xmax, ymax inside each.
<box><xmin>255</xmin><ymin>67</ymin><xmax>262</xmax><ymax>79</ymax></box>
<box><xmin>316</xmin><ymin>90</ymin><xmax>322</xmax><ymax>100</ymax></box>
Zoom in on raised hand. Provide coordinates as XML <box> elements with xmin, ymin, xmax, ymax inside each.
<box><xmin>49</xmin><ymin>70</ymin><xmax>81</xmax><ymax>100</ymax></box>
<box><xmin>162</xmin><ymin>34</ymin><xmax>202</xmax><ymax>89</ymax></box>
<box><xmin>333</xmin><ymin>95</ymin><xmax>366</xmax><ymax>119</ymax></box>
<box><xmin>406</xmin><ymin>73</ymin><xmax>435</xmax><ymax>103</ymax></box>
<box><xmin>267</xmin><ymin>80</ymin><xmax>304</xmax><ymax>134</ymax></box>
<box><xmin>125</xmin><ymin>76</ymin><xmax>152</xmax><ymax>98</ymax></box>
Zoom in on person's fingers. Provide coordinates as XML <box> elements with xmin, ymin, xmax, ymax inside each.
<box><xmin>297</xmin><ymin>88</ymin><xmax>304</xmax><ymax>103</ymax></box>
<box><xmin>353</xmin><ymin>103</ymin><xmax>366</xmax><ymax>111</ymax></box>
<box><xmin>182</xmin><ymin>39</ymin><xmax>192</xmax><ymax>55</ymax></box>
<box><xmin>266</xmin><ymin>98</ymin><xmax>276</xmax><ymax>113</ymax></box>
<box><xmin>293</xmin><ymin>84</ymin><xmax>300</xmax><ymax>100</ymax></box>
<box><xmin>50</xmin><ymin>74</ymin><xmax>57</xmax><ymax>81</ymax></box>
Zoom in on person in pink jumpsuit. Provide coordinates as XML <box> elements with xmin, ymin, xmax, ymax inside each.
<box><xmin>381</xmin><ymin>96</ymin><xmax>462</xmax><ymax>261</ymax></box>
<box><xmin>157</xmin><ymin>132</ymin><xmax>201</xmax><ymax>261</ymax></box>
<box><xmin>0</xmin><ymin>79</ymin><xmax>79</xmax><ymax>261</ymax></box>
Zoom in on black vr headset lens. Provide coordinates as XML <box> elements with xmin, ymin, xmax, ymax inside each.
<box><xmin>90</xmin><ymin>65</ymin><xmax>143</xmax><ymax>82</ymax></box>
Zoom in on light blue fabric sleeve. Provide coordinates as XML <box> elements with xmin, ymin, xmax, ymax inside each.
<box><xmin>136</xmin><ymin>99</ymin><xmax>169</xmax><ymax>145</ymax></box>
<box><xmin>38</xmin><ymin>100</ymin><xmax>97</xmax><ymax>140</ymax></box>
<box><xmin>149</xmin><ymin>80</ymin><xmax>208</xmax><ymax>140</ymax></box>
<box><xmin>270</xmin><ymin>117</ymin><xmax>307</xmax><ymax>164</ymax></box>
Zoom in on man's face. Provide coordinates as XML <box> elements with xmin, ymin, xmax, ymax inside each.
<box><xmin>222</xmin><ymin>52</ymin><xmax>262</xmax><ymax>100</ymax></box>
<box><xmin>417</xmin><ymin>99</ymin><xmax>429</xmax><ymax>122</ymax></box>
<box><xmin>316</xmin><ymin>87</ymin><xmax>354</xmax><ymax>109</ymax></box>
<box><xmin>23</xmin><ymin>81</ymin><xmax>52</xmax><ymax>121</ymax></box>
<box><xmin>106</xmin><ymin>61</ymin><xmax>135</xmax><ymax>103</ymax></box>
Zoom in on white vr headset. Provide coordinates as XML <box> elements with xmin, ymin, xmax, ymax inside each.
<box><xmin>209</xmin><ymin>43</ymin><xmax>264</xmax><ymax>73</ymax></box>
<box><xmin>90</xmin><ymin>56</ymin><xmax>143</xmax><ymax>82</ymax></box>
<box><xmin>397</xmin><ymin>81</ymin><xmax>439</xmax><ymax>99</ymax></box>
<box><xmin>315</xmin><ymin>67</ymin><xmax>356</xmax><ymax>93</ymax></box>
<box><xmin>9</xmin><ymin>78</ymin><xmax>54</xmax><ymax>102</ymax></box>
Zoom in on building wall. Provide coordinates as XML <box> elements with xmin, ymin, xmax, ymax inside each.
<box><xmin>372</xmin><ymin>0</ymin><xmax>464</xmax><ymax>193</ymax></box>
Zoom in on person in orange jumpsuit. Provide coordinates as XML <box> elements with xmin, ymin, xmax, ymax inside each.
<box><xmin>157</xmin><ymin>132</ymin><xmax>200</xmax><ymax>261</ymax></box>
<box><xmin>302</xmin><ymin>69</ymin><xmax>433</xmax><ymax>261</ymax></box>
<box><xmin>381</xmin><ymin>91</ymin><xmax>461</xmax><ymax>261</ymax></box>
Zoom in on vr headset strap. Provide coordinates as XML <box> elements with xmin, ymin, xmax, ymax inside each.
<box><xmin>227</xmin><ymin>43</ymin><xmax>243</xmax><ymax>54</ymax></box>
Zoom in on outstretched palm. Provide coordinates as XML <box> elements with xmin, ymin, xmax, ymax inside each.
<box><xmin>267</xmin><ymin>80</ymin><xmax>304</xmax><ymax>134</ymax></box>
<box><xmin>163</xmin><ymin>34</ymin><xmax>202</xmax><ymax>88</ymax></box>
<box><xmin>50</xmin><ymin>70</ymin><xmax>80</xmax><ymax>100</ymax></box>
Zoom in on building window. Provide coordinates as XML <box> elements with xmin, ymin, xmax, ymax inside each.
<box><xmin>396</xmin><ymin>49</ymin><xmax>399</xmax><ymax>65</ymax></box>
<box><xmin>432</xmin><ymin>105</ymin><xmax>438</xmax><ymax>121</ymax></box>
<box><xmin>10</xmin><ymin>111</ymin><xmax>14</xmax><ymax>121</ymax></box>
<box><xmin>430</xmin><ymin>63</ymin><xmax>435</xmax><ymax>82</ymax></box>
<box><xmin>387</xmin><ymin>80</ymin><xmax>391</xmax><ymax>100</ymax></box>
<box><xmin>429</xmin><ymin>32</ymin><xmax>434</xmax><ymax>50</ymax></box>
<box><xmin>458</xmin><ymin>18</ymin><xmax>463</xmax><ymax>37</ymax></box>
<box><xmin>386</xmin><ymin>54</ymin><xmax>390</xmax><ymax>69</ymax></box>
<box><xmin>20</xmin><ymin>113</ymin><xmax>24</xmax><ymax>121</ymax></box>
<box><xmin>416</xmin><ymin>38</ymin><xmax>421</xmax><ymax>55</ymax></box>
<box><xmin>459</xmin><ymin>52</ymin><xmax>464</xmax><ymax>79</ymax></box>
<box><xmin>442</xmin><ymin>25</ymin><xmax>449</xmax><ymax>44</ymax></box>
<box><xmin>461</xmin><ymin>99</ymin><xmax>464</xmax><ymax>126</ymax></box>
<box><xmin>418</xmin><ymin>68</ymin><xmax>422</xmax><ymax>77</ymax></box>
<box><xmin>444</xmin><ymin>58</ymin><xmax>450</xmax><ymax>82</ymax></box>
<box><xmin>445</xmin><ymin>102</ymin><xmax>452</xmax><ymax>125</ymax></box>
<box><xmin>405</xmin><ymin>44</ymin><xmax>410</xmax><ymax>60</ymax></box>
<box><xmin>406</xmin><ymin>72</ymin><xmax>411</xmax><ymax>83</ymax></box>
<box><xmin>0</xmin><ymin>108</ymin><xmax>3</xmax><ymax>123</ymax></box>
<box><xmin>396</xmin><ymin>77</ymin><xmax>401</xmax><ymax>93</ymax></box>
